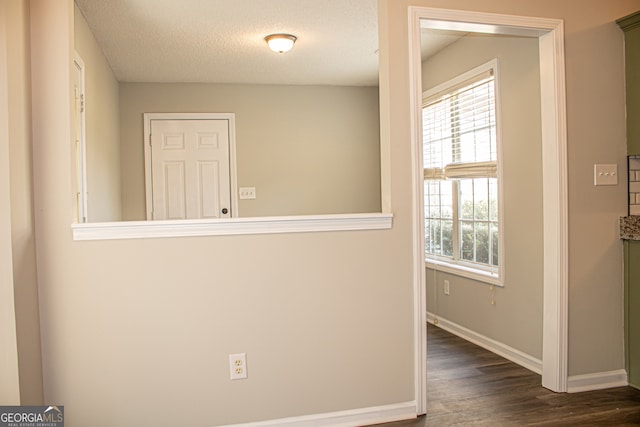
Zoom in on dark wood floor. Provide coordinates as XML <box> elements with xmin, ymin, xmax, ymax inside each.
<box><xmin>377</xmin><ymin>324</ymin><xmax>640</xmax><ymax>426</ymax></box>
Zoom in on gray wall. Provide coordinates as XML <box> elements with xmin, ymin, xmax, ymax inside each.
<box><xmin>423</xmin><ymin>33</ymin><xmax>544</xmax><ymax>359</ymax></box>
<box><xmin>74</xmin><ymin>4</ymin><xmax>121</xmax><ymax>222</ymax></box>
<box><xmin>119</xmin><ymin>83</ymin><xmax>381</xmax><ymax>219</ymax></box>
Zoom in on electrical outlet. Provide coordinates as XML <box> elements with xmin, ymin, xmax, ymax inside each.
<box><xmin>229</xmin><ymin>353</ymin><xmax>247</xmax><ymax>380</ymax></box>
<box><xmin>443</xmin><ymin>280</ymin><xmax>450</xmax><ymax>295</ymax></box>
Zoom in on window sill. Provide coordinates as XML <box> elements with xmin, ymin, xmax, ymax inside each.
<box><xmin>72</xmin><ymin>213</ymin><xmax>393</xmax><ymax>241</ymax></box>
<box><xmin>426</xmin><ymin>258</ymin><xmax>502</xmax><ymax>286</ymax></box>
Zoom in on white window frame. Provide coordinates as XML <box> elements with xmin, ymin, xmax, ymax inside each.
<box><xmin>422</xmin><ymin>59</ymin><xmax>505</xmax><ymax>286</ymax></box>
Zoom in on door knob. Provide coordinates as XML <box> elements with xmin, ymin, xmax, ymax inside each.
<box><xmin>221</xmin><ymin>208</ymin><xmax>229</xmax><ymax>215</ymax></box>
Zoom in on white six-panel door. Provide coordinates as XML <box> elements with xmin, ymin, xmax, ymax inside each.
<box><xmin>148</xmin><ymin>117</ymin><xmax>233</xmax><ymax>220</ymax></box>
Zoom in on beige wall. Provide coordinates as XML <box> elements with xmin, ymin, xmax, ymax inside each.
<box><xmin>74</xmin><ymin>5</ymin><xmax>121</xmax><ymax>222</ymax></box>
<box><xmin>119</xmin><ymin>83</ymin><xmax>381</xmax><ymax>219</ymax></box>
<box><xmin>4</xmin><ymin>0</ymin><xmax>43</xmax><ymax>405</ymax></box>
<box><xmin>423</xmin><ymin>34</ymin><xmax>544</xmax><ymax>359</ymax></box>
<box><xmin>19</xmin><ymin>0</ymin><xmax>640</xmax><ymax>425</ymax></box>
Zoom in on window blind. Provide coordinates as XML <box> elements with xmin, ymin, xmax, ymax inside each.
<box><xmin>423</xmin><ymin>72</ymin><xmax>496</xmax><ymax>176</ymax></box>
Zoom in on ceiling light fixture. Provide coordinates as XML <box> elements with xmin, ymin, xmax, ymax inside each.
<box><xmin>265</xmin><ymin>34</ymin><xmax>297</xmax><ymax>54</ymax></box>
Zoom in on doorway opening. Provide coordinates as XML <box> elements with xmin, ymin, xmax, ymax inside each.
<box><xmin>408</xmin><ymin>8</ymin><xmax>569</xmax><ymax>414</ymax></box>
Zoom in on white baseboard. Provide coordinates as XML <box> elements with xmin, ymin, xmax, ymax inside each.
<box><xmin>427</xmin><ymin>314</ymin><xmax>630</xmax><ymax>393</ymax></box>
<box><xmin>567</xmin><ymin>369</ymin><xmax>628</xmax><ymax>393</ymax></box>
<box><xmin>218</xmin><ymin>401</ymin><xmax>416</xmax><ymax>427</ymax></box>
<box><xmin>427</xmin><ymin>312</ymin><xmax>542</xmax><ymax>375</ymax></box>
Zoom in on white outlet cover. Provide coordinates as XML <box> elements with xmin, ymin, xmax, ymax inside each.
<box><xmin>594</xmin><ymin>164</ymin><xmax>618</xmax><ymax>186</ymax></box>
<box><xmin>229</xmin><ymin>353</ymin><xmax>247</xmax><ymax>380</ymax></box>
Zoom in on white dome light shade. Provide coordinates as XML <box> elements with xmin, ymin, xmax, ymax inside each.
<box><xmin>265</xmin><ymin>34</ymin><xmax>297</xmax><ymax>53</ymax></box>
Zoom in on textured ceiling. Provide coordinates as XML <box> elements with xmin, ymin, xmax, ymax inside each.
<box><xmin>74</xmin><ymin>0</ymin><xmax>380</xmax><ymax>86</ymax></box>
<box><xmin>74</xmin><ymin>0</ymin><xmax>464</xmax><ymax>86</ymax></box>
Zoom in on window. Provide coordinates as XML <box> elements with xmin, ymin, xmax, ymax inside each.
<box><xmin>423</xmin><ymin>60</ymin><xmax>501</xmax><ymax>283</ymax></box>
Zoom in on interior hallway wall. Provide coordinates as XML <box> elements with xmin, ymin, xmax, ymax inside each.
<box><xmin>25</xmin><ymin>0</ymin><xmax>640</xmax><ymax>426</ymax></box>
<box><xmin>31</xmin><ymin>1</ymin><xmax>414</xmax><ymax>426</ymax></box>
<box><xmin>5</xmin><ymin>0</ymin><xmax>43</xmax><ymax>405</ymax></box>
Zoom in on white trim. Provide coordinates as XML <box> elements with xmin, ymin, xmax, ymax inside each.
<box><xmin>427</xmin><ymin>314</ymin><xmax>542</xmax><ymax>374</ymax></box>
<box><xmin>422</xmin><ymin>58</ymin><xmax>497</xmax><ymax>101</ymax></box>
<box><xmin>143</xmin><ymin>112</ymin><xmax>239</xmax><ymax>219</ymax></box>
<box><xmin>73</xmin><ymin>52</ymin><xmax>88</xmax><ymax>223</ymax></box>
<box><xmin>218</xmin><ymin>401</ymin><xmax>416</xmax><ymax>427</ymax></box>
<box><xmin>408</xmin><ymin>8</ymin><xmax>569</xmax><ymax>408</ymax></box>
<box><xmin>426</xmin><ymin>259</ymin><xmax>500</xmax><ymax>286</ymax></box>
<box><xmin>494</xmin><ymin>56</ymin><xmax>507</xmax><ymax>288</ymax></box>
<box><xmin>72</xmin><ymin>213</ymin><xmax>393</xmax><ymax>241</ymax></box>
<box><xmin>408</xmin><ymin>9</ymin><xmax>428</xmax><ymax>415</ymax></box>
<box><xmin>418</xmin><ymin>9</ymin><xmax>558</xmax><ymax>38</ymax></box>
<box><xmin>567</xmin><ymin>370</ymin><xmax>628</xmax><ymax>393</ymax></box>
<box><xmin>538</xmin><ymin>22</ymin><xmax>569</xmax><ymax>394</ymax></box>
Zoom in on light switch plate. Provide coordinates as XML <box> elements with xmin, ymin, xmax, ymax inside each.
<box><xmin>594</xmin><ymin>164</ymin><xmax>618</xmax><ymax>186</ymax></box>
<box><xmin>239</xmin><ymin>187</ymin><xmax>256</xmax><ymax>200</ymax></box>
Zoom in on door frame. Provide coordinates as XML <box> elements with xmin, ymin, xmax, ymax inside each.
<box><xmin>408</xmin><ymin>7</ymin><xmax>569</xmax><ymax>414</ymax></box>
<box><xmin>73</xmin><ymin>52</ymin><xmax>88</xmax><ymax>223</ymax></box>
<box><xmin>143</xmin><ymin>112</ymin><xmax>239</xmax><ymax>219</ymax></box>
